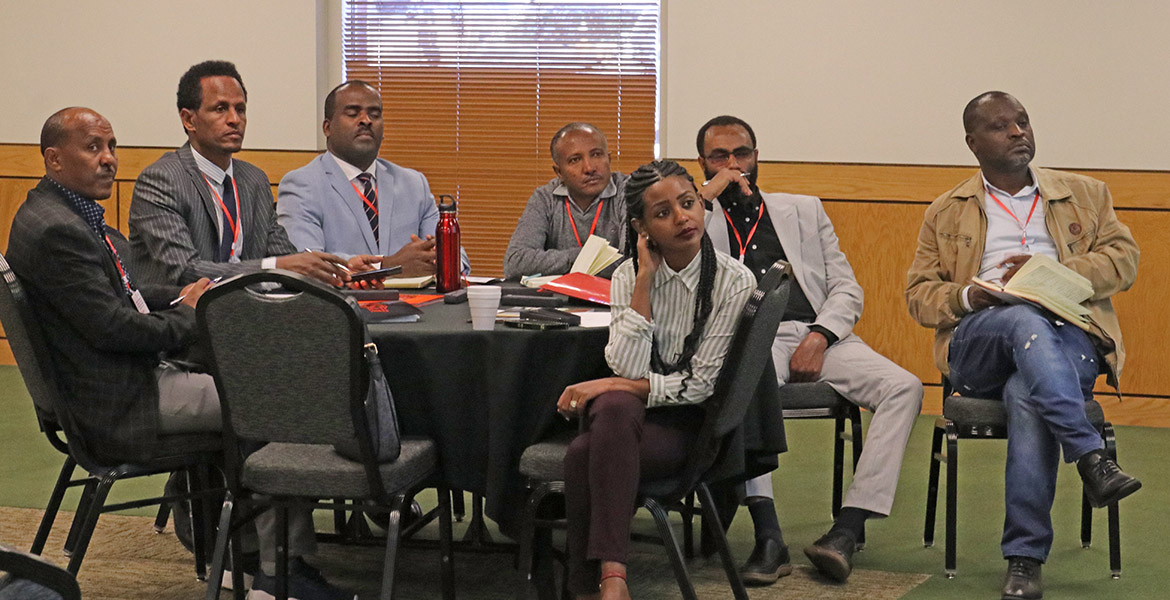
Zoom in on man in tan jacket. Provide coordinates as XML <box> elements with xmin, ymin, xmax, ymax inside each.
<box><xmin>906</xmin><ymin>91</ymin><xmax>1141</xmax><ymax>600</ymax></box>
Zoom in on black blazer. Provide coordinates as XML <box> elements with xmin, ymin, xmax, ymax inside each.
<box><xmin>7</xmin><ymin>178</ymin><xmax>195</xmax><ymax>463</ymax></box>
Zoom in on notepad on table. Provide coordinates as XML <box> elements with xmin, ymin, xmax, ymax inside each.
<box><xmin>382</xmin><ymin>275</ymin><xmax>435</xmax><ymax>289</ymax></box>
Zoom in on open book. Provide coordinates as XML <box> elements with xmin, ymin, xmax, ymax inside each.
<box><xmin>523</xmin><ymin>235</ymin><xmax>621</xmax><ymax>288</ymax></box>
<box><xmin>971</xmin><ymin>253</ymin><xmax>1094</xmax><ymax>331</ymax></box>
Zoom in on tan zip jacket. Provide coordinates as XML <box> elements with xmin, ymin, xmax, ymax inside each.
<box><xmin>905</xmin><ymin>167</ymin><xmax>1138</xmax><ymax>387</ymax></box>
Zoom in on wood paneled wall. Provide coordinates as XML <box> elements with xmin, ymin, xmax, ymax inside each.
<box><xmin>675</xmin><ymin>160</ymin><xmax>1170</xmax><ymax>427</ymax></box>
<box><xmin>2</xmin><ymin>144</ymin><xmax>1166</xmax><ymax>426</ymax></box>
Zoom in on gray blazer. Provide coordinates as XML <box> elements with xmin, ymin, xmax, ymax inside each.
<box><xmin>706</xmin><ymin>192</ymin><xmax>864</xmax><ymax>341</ymax></box>
<box><xmin>129</xmin><ymin>142</ymin><xmax>297</xmax><ymax>286</ymax></box>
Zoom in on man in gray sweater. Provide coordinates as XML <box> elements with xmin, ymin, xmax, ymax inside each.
<box><xmin>502</xmin><ymin>123</ymin><xmax>629</xmax><ymax>279</ymax></box>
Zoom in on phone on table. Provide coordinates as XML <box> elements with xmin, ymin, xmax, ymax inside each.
<box><xmin>350</xmin><ymin>265</ymin><xmax>404</xmax><ymax>282</ymax></box>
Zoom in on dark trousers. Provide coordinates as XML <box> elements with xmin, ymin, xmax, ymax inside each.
<box><xmin>564</xmin><ymin>390</ymin><xmax>702</xmax><ymax>594</ymax></box>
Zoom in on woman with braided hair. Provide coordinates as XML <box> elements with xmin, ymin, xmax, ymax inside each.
<box><xmin>557</xmin><ymin>159</ymin><xmax>756</xmax><ymax>599</ymax></box>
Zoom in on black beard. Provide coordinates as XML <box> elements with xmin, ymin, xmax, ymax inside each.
<box><xmin>714</xmin><ymin>169</ymin><xmax>759</xmax><ymax>206</ymax></box>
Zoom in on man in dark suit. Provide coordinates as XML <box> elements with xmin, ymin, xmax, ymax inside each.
<box><xmin>129</xmin><ymin>60</ymin><xmax>374</xmax><ymax>288</ymax></box>
<box><xmin>127</xmin><ymin>61</ymin><xmax>357</xmax><ymax>599</ymax></box>
<box><xmin>7</xmin><ymin>107</ymin><xmax>217</xmax><ymax>466</ymax></box>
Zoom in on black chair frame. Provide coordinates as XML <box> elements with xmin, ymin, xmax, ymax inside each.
<box><xmin>198</xmin><ymin>270</ymin><xmax>454</xmax><ymax>600</ymax></box>
<box><xmin>516</xmin><ymin>260</ymin><xmax>795</xmax><ymax>600</ymax></box>
<box><xmin>923</xmin><ymin>377</ymin><xmax>1121</xmax><ymax>578</ymax></box>
<box><xmin>0</xmin><ymin>253</ymin><xmax>221</xmax><ymax>579</ymax></box>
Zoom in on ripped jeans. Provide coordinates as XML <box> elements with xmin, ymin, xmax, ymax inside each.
<box><xmin>948</xmin><ymin>304</ymin><xmax>1103</xmax><ymax>561</ymax></box>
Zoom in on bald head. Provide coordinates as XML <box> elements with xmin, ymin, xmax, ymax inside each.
<box><xmin>963</xmin><ymin>91</ymin><xmax>1017</xmax><ymax>133</ymax></box>
<box><xmin>41</xmin><ymin>107</ymin><xmax>118</xmax><ymax>200</ymax></box>
<box><xmin>549</xmin><ymin>123</ymin><xmax>606</xmax><ymax>161</ymax></box>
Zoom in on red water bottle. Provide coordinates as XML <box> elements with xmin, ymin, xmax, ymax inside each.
<box><xmin>435</xmin><ymin>194</ymin><xmax>462</xmax><ymax>292</ymax></box>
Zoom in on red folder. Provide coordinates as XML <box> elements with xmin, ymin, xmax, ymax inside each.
<box><xmin>538</xmin><ymin>272</ymin><xmax>611</xmax><ymax>306</ymax></box>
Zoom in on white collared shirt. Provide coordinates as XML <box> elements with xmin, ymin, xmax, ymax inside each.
<box><xmin>961</xmin><ymin>168</ymin><xmax>1061</xmax><ymax>311</ymax></box>
<box><xmin>190</xmin><ymin>146</ymin><xmax>246</xmax><ymax>264</ymax></box>
<box><xmin>605</xmin><ymin>250</ymin><xmax>755</xmax><ymax>408</ymax></box>
<box><xmin>329</xmin><ymin>151</ymin><xmax>377</xmax><ymax>188</ymax></box>
<box><xmin>978</xmin><ymin>169</ymin><xmax>1059</xmax><ymax>283</ymax></box>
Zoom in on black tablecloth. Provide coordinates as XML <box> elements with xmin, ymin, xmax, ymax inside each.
<box><xmin>369</xmin><ymin>298</ymin><xmax>788</xmax><ymax>526</ymax></box>
<box><xmin>369</xmin><ymin>301</ymin><xmax>610</xmax><ymax>523</ymax></box>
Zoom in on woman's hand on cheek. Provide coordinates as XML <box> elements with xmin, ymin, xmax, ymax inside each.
<box><xmin>636</xmin><ymin>232</ymin><xmax>662</xmax><ymax>275</ymax></box>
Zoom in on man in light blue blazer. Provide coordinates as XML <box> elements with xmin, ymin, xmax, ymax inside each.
<box><xmin>277</xmin><ymin>81</ymin><xmax>468</xmax><ymax>275</ymax></box>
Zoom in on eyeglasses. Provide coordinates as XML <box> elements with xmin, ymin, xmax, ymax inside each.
<box><xmin>703</xmin><ymin>147</ymin><xmax>755</xmax><ymax>166</ymax></box>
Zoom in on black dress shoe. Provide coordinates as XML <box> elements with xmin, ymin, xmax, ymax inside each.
<box><xmin>1002</xmin><ymin>556</ymin><xmax>1042</xmax><ymax>599</ymax></box>
<box><xmin>739</xmin><ymin>536</ymin><xmax>792</xmax><ymax>586</ymax></box>
<box><xmin>1078</xmin><ymin>450</ymin><xmax>1142</xmax><ymax>508</ymax></box>
<box><xmin>803</xmin><ymin>531</ymin><xmax>855</xmax><ymax>582</ymax></box>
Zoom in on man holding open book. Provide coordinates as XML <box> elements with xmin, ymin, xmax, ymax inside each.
<box><xmin>503</xmin><ymin>123</ymin><xmax>628</xmax><ymax>279</ymax></box>
<box><xmin>906</xmin><ymin>91</ymin><xmax>1141</xmax><ymax>600</ymax></box>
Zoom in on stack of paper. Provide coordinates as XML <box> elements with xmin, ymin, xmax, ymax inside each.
<box><xmin>971</xmin><ymin>253</ymin><xmax>1094</xmax><ymax>330</ymax></box>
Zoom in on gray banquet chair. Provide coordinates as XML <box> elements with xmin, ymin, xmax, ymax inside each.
<box><xmin>777</xmin><ymin>382</ymin><xmax>865</xmax><ymax>545</ymax></box>
<box><xmin>0</xmin><ymin>253</ymin><xmax>222</xmax><ymax>579</ymax></box>
<box><xmin>923</xmin><ymin>377</ymin><xmax>1122</xmax><ymax>578</ymax></box>
<box><xmin>515</xmin><ymin>260</ymin><xmax>795</xmax><ymax>600</ymax></box>
<box><xmin>197</xmin><ymin>270</ymin><xmax>454</xmax><ymax>600</ymax></box>
<box><xmin>0</xmin><ymin>543</ymin><xmax>81</xmax><ymax>600</ymax></box>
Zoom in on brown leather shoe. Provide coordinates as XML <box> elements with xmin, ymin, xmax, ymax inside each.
<box><xmin>1002</xmin><ymin>556</ymin><xmax>1042</xmax><ymax>599</ymax></box>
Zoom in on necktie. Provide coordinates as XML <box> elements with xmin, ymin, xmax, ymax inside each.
<box><xmin>357</xmin><ymin>173</ymin><xmax>379</xmax><ymax>245</ymax></box>
<box><xmin>219</xmin><ymin>174</ymin><xmax>238</xmax><ymax>261</ymax></box>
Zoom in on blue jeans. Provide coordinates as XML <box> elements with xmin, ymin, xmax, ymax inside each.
<box><xmin>948</xmin><ymin>304</ymin><xmax>1103</xmax><ymax>561</ymax></box>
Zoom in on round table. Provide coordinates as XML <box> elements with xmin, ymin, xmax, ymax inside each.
<box><xmin>368</xmin><ymin>301</ymin><xmax>610</xmax><ymax>525</ymax></box>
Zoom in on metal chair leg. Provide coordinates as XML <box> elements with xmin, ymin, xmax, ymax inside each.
<box><xmin>32</xmin><ymin>457</ymin><xmax>76</xmax><ymax>555</ymax></box>
<box><xmin>923</xmin><ymin>423</ymin><xmax>944</xmax><ymax>547</ymax></box>
<box><xmin>205</xmin><ymin>492</ymin><xmax>236</xmax><ymax>600</ymax></box>
<box><xmin>379</xmin><ymin>499</ymin><xmax>404</xmax><ymax>600</ymax></box>
<box><xmin>697</xmin><ymin>484</ymin><xmax>749</xmax><ymax>600</ymax></box>
<box><xmin>644</xmin><ymin>497</ymin><xmax>697</xmax><ymax>600</ymax></box>
<box><xmin>944</xmin><ymin>424</ymin><xmax>958</xmax><ymax>578</ymax></box>
<box><xmin>65</xmin><ymin>475</ymin><xmax>114</xmax><ymax>574</ymax></box>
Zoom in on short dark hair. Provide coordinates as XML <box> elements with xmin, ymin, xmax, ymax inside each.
<box><xmin>696</xmin><ymin>115</ymin><xmax>757</xmax><ymax>156</ymax></box>
<box><xmin>549</xmin><ymin>122</ymin><xmax>605</xmax><ymax>161</ymax></box>
<box><xmin>177</xmin><ymin>60</ymin><xmax>247</xmax><ymax>114</ymax></box>
<box><xmin>40</xmin><ymin>107</ymin><xmax>76</xmax><ymax>156</ymax></box>
<box><xmin>323</xmin><ymin>80</ymin><xmax>380</xmax><ymax>120</ymax></box>
<box><xmin>963</xmin><ymin>91</ymin><xmax>1013</xmax><ymax>133</ymax></box>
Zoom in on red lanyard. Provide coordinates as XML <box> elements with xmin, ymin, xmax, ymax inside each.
<box><xmin>202</xmin><ymin>174</ymin><xmax>242</xmax><ymax>258</ymax></box>
<box><xmin>103</xmin><ymin>234</ymin><xmax>134</xmax><ymax>295</ymax></box>
<box><xmin>351</xmin><ymin>180</ymin><xmax>379</xmax><ymax>216</ymax></box>
<box><xmin>722</xmin><ymin>201</ymin><xmax>766</xmax><ymax>262</ymax></box>
<box><xmin>986</xmin><ymin>188</ymin><xmax>1040</xmax><ymax>247</ymax></box>
<box><xmin>565</xmin><ymin>198</ymin><xmax>604</xmax><ymax>247</ymax></box>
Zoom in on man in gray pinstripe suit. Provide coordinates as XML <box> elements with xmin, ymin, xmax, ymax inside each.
<box><xmin>128</xmin><ymin>60</ymin><xmax>376</xmax><ymax>291</ymax></box>
<box><xmin>127</xmin><ymin>61</ymin><xmax>356</xmax><ymax>600</ymax></box>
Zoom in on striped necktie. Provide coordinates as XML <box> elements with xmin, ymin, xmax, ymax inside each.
<box><xmin>357</xmin><ymin>173</ymin><xmax>379</xmax><ymax>244</ymax></box>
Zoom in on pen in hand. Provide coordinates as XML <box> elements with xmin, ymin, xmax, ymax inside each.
<box><xmin>170</xmin><ymin>276</ymin><xmax>223</xmax><ymax>306</ymax></box>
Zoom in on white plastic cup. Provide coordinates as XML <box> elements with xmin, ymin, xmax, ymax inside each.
<box><xmin>466</xmin><ymin>285</ymin><xmax>502</xmax><ymax>331</ymax></box>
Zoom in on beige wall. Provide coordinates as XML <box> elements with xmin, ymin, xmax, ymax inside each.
<box><xmin>0</xmin><ymin>0</ymin><xmax>342</xmax><ymax>151</ymax></box>
<box><xmin>662</xmin><ymin>1</ymin><xmax>1170</xmax><ymax>168</ymax></box>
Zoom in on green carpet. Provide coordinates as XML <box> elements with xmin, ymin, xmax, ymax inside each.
<box><xmin>1</xmin><ymin>365</ymin><xmax>1166</xmax><ymax>598</ymax></box>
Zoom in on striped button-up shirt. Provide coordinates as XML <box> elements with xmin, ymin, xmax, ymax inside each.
<box><xmin>605</xmin><ymin>248</ymin><xmax>756</xmax><ymax>408</ymax></box>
